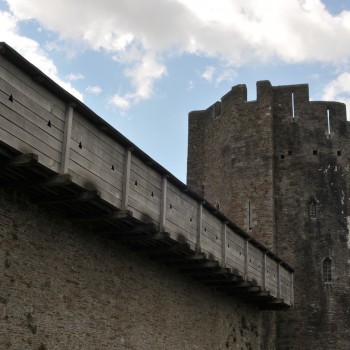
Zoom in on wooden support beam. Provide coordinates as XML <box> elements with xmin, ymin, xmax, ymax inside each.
<box><xmin>137</xmin><ymin>242</ymin><xmax>190</xmax><ymax>254</ymax></box>
<box><xmin>70</xmin><ymin>209</ymin><xmax>132</xmax><ymax>222</ymax></box>
<box><xmin>102</xmin><ymin>223</ymin><xmax>156</xmax><ymax>236</ymax></box>
<box><xmin>184</xmin><ymin>267</ymin><xmax>231</xmax><ymax>276</ymax></box>
<box><xmin>244</xmin><ymin>240</ymin><xmax>249</xmax><ymax>280</ymax></box>
<box><xmin>60</xmin><ymin>103</ymin><xmax>74</xmax><ymax>174</ymax></box>
<box><xmin>113</xmin><ymin>231</ymin><xmax>170</xmax><ymax>242</ymax></box>
<box><xmin>221</xmin><ymin>223</ymin><xmax>227</xmax><ymax>267</ymax></box>
<box><xmin>259</xmin><ymin>299</ymin><xmax>288</xmax><ymax>310</ymax></box>
<box><xmin>160</xmin><ymin>176</ymin><xmax>168</xmax><ymax>232</ymax></box>
<box><xmin>0</xmin><ymin>174</ymin><xmax>72</xmax><ymax>189</ymax></box>
<box><xmin>0</xmin><ymin>153</ymin><xmax>38</xmax><ymax>170</ymax></box>
<box><xmin>121</xmin><ymin>148</ymin><xmax>131</xmax><ymax>210</ymax></box>
<box><xmin>226</xmin><ymin>286</ymin><xmax>261</xmax><ymax>296</ymax></box>
<box><xmin>262</xmin><ymin>252</ymin><xmax>267</xmax><ymax>290</ymax></box>
<box><xmin>36</xmin><ymin>190</ymin><xmax>100</xmax><ymax>205</ymax></box>
<box><xmin>152</xmin><ymin>252</ymin><xmax>207</xmax><ymax>263</ymax></box>
<box><xmin>174</xmin><ymin>260</ymin><xmax>219</xmax><ymax>269</ymax></box>
<box><xmin>205</xmin><ymin>276</ymin><xmax>243</xmax><ymax>287</ymax></box>
<box><xmin>196</xmin><ymin>202</ymin><xmax>203</xmax><ymax>252</ymax></box>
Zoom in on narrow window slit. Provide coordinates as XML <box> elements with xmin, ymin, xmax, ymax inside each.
<box><xmin>78</xmin><ymin>142</ymin><xmax>83</xmax><ymax>149</ymax></box>
<box><xmin>313</xmin><ymin>150</ymin><xmax>318</xmax><ymax>155</ymax></box>
<box><xmin>323</xmin><ymin>258</ymin><xmax>332</xmax><ymax>282</ymax></box>
<box><xmin>8</xmin><ymin>94</ymin><xmax>13</xmax><ymax>102</ymax></box>
<box><xmin>151</xmin><ymin>191</ymin><xmax>154</xmax><ymax>197</ymax></box>
<box><xmin>309</xmin><ymin>200</ymin><xmax>317</xmax><ymax>219</ymax></box>
<box><xmin>111</xmin><ymin>165</ymin><xmax>115</xmax><ymax>171</ymax></box>
<box><xmin>169</xmin><ymin>204</ymin><xmax>172</xmax><ymax>209</ymax></box>
<box><xmin>135</xmin><ymin>180</ymin><xmax>138</xmax><ymax>186</ymax></box>
<box><xmin>280</xmin><ymin>155</ymin><xmax>285</xmax><ymax>159</ymax></box>
<box><xmin>337</xmin><ymin>150</ymin><xmax>341</xmax><ymax>156</ymax></box>
<box><xmin>248</xmin><ymin>201</ymin><xmax>252</xmax><ymax>230</ymax></box>
<box><xmin>327</xmin><ymin>109</ymin><xmax>331</xmax><ymax>138</ymax></box>
<box><xmin>47</xmin><ymin>120</ymin><xmax>52</xmax><ymax>127</ymax></box>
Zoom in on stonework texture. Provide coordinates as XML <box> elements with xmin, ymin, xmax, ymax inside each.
<box><xmin>1</xmin><ymin>189</ymin><xmax>265</xmax><ymax>350</ymax></box>
<box><xmin>187</xmin><ymin>81</ymin><xmax>350</xmax><ymax>349</ymax></box>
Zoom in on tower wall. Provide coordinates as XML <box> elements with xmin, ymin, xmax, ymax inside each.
<box><xmin>272</xmin><ymin>85</ymin><xmax>350</xmax><ymax>349</ymax></box>
<box><xmin>187</xmin><ymin>81</ymin><xmax>350</xmax><ymax>349</ymax></box>
<box><xmin>187</xmin><ymin>81</ymin><xmax>276</xmax><ymax>251</ymax></box>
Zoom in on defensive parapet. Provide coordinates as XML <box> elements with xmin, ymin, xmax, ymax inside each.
<box><xmin>0</xmin><ymin>43</ymin><xmax>293</xmax><ymax>310</ymax></box>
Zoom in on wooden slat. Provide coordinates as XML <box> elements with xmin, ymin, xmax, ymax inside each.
<box><xmin>0</xmin><ymin>57</ymin><xmax>66</xmax><ymax>120</ymax></box>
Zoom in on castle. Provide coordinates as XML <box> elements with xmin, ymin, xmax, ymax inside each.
<box><xmin>187</xmin><ymin>81</ymin><xmax>350</xmax><ymax>348</ymax></box>
<box><xmin>0</xmin><ymin>42</ymin><xmax>349</xmax><ymax>349</ymax></box>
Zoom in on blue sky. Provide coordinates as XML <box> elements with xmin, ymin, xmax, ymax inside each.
<box><xmin>1</xmin><ymin>0</ymin><xmax>350</xmax><ymax>182</ymax></box>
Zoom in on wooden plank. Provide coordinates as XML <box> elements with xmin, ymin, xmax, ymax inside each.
<box><xmin>225</xmin><ymin>227</ymin><xmax>245</xmax><ymax>274</ymax></box>
<box><xmin>265</xmin><ymin>256</ymin><xmax>278</xmax><ymax>296</ymax></box>
<box><xmin>0</xmin><ymin>56</ymin><xmax>66</xmax><ymax>120</ymax></box>
<box><xmin>71</xmin><ymin>127</ymin><xmax>125</xmax><ymax>175</ymax></box>
<box><xmin>0</xmin><ymin>80</ymin><xmax>65</xmax><ymax>132</ymax></box>
<box><xmin>166</xmin><ymin>183</ymin><xmax>198</xmax><ymax>241</ymax></box>
<box><xmin>0</xmin><ymin>102</ymin><xmax>63</xmax><ymax>156</ymax></box>
<box><xmin>0</xmin><ymin>120</ymin><xmax>61</xmax><ymax>174</ymax></box>
<box><xmin>73</xmin><ymin>113</ymin><xmax>125</xmax><ymax>163</ymax></box>
<box><xmin>131</xmin><ymin>155</ymin><xmax>163</xmax><ymax>189</ymax></box>
<box><xmin>67</xmin><ymin>164</ymin><xmax>122</xmax><ymax>209</ymax></box>
<box><xmin>247</xmin><ymin>244</ymin><xmax>264</xmax><ymax>284</ymax></box>
<box><xmin>69</xmin><ymin>144</ymin><xmax>124</xmax><ymax>192</ymax></box>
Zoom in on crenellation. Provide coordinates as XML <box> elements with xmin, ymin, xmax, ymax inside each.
<box><xmin>221</xmin><ymin>84</ymin><xmax>247</xmax><ymax>111</ymax></box>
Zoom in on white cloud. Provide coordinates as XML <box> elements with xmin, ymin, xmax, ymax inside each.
<box><xmin>67</xmin><ymin>73</ymin><xmax>84</xmax><ymax>81</ymax></box>
<box><xmin>86</xmin><ymin>85</ymin><xmax>102</xmax><ymax>95</ymax></box>
<box><xmin>202</xmin><ymin>66</ymin><xmax>215</xmax><ymax>82</ymax></box>
<box><xmin>201</xmin><ymin>66</ymin><xmax>236</xmax><ymax>85</ymax></box>
<box><xmin>322</xmin><ymin>72</ymin><xmax>350</xmax><ymax>109</ymax></box>
<box><xmin>0</xmin><ymin>10</ymin><xmax>83</xmax><ymax>101</ymax></box>
<box><xmin>109</xmin><ymin>54</ymin><xmax>166</xmax><ymax>109</ymax></box>
<box><xmin>109</xmin><ymin>93</ymin><xmax>130</xmax><ymax>110</ymax></box>
<box><xmin>5</xmin><ymin>0</ymin><xmax>350</xmax><ymax>108</ymax></box>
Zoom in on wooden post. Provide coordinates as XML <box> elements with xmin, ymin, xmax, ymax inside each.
<box><xmin>160</xmin><ymin>176</ymin><xmax>168</xmax><ymax>232</ymax></box>
<box><xmin>277</xmin><ymin>263</ymin><xmax>281</xmax><ymax>298</ymax></box>
<box><xmin>244</xmin><ymin>240</ymin><xmax>250</xmax><ymax>280</ymax></box>
<box><xmin>221</xmin><ymin>223</ymin><xmax>227</xmax><ymax>267</ymax></box>
<box><xmin>122</xmin><ymin>148</ymin><xmax>132</xmax><ymax>210</ymax></box>
<box><xmin>262</xmin><ymin>252</ymin><xmax>267</xmax><ymax>290</ymax></box>
<box><xmin>60</xmin><ymin>103</ymin><xmax>75</xmax><ymax>174</ymax></box>
<box><xmin>196</xmin><ymin>202</ymin><xmax>203</xmax><ymax>252</ymax></box>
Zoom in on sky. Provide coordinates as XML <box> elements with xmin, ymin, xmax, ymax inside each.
<box><xmin>1</xmin><ymin>0</ymin><xmax>350</xmax><ymax>182</ymax></box>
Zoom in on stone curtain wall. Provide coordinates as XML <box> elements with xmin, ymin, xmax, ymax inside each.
<box><xmin>0</xmin><ymin>189</ymin><xmax>263</xmax><ymax>350</ymax></box>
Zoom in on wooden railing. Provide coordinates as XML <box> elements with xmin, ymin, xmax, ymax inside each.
<box><xmin>0</xmin><ymin>42</ymin><xmax>294</xmax><ymax>307</ymax></box>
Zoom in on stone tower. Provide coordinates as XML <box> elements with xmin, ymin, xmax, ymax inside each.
<box><xmin>187</xmin><ymin>81</ymin><xmax>350</xmax><ymax>349</ymax></box>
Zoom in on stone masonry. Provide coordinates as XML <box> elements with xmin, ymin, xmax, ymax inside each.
<box><xmin>1</xmin><ymin>189</ymin><xmax>265</xmax><ymax>350</ymax></box>
<box><xmin>187</xmin><ymin>81</ymin><xmax>350</xmax><ymax>349</ymax></box>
